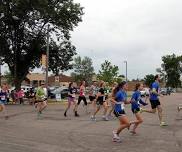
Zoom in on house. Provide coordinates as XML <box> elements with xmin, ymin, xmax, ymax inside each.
<box><xmin>23</xmin><ymin>73</ymin><xmax>45</xmax><ymax>87</ymax></box>
<box><xmin>48</xmin><ymin>74</ymin><xmax>73</xmax><ymax>87</ymax></box>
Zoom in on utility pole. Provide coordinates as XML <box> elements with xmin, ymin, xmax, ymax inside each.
<box><xmin>45</xmin><ymin>24</ymin><xmax>50</xmax><ymax>93</ymax></box>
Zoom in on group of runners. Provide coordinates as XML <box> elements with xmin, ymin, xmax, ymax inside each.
<box><xmin>0</xmin><ymin>74</ymin><xmax>182</xmax><ymax>143</ymax></box>
<box><xmin>63</xmin><ymin>74</ymin><xmax>177</xmax><ymax>142</ymax></box>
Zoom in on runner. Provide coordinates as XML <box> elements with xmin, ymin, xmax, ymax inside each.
<box><xmin>35</xmin><ymin>83</ymin><xmax>47</xmax><ymax>118</ymax></box>
<box><xmin>89</xmin><ymin>81</ymin><xmax>98</xmax><ymax>110</ymax></box>
<box><xmin>143</xmin><ymin>75</ymin><xmax>167</xmax><ymax>127</ymax></box>
<box><xmin>107</xmin><ymin>82</ymin><xmax>118</xmax><ymax>119</ymax></box>
<box><xmin>0</xmin><ymin>83</ymin><xmax>9</xmax><ymax>119</ymax></box>
<box><xmin>91</xmin><ymin>81</ymin><xmax>109</xmax><ymax>121</ymax></box>
<box><xmin>64</xmin><ymin>82</ymin><xmax>77</xmax><ymax>117</ymax></box>
<box><xmin>112</xmin><ymin>81</ymin><xmax>133</xmax><ymax>142</ymax></box>
<box><xmin>130</xmin><ymin>83</ymin><xmax>148</xmax><ymax>134</ymax></box>
<box><xmin>74</xmin><ymin>81</ymin><xmax>88</xmax><ymax>117</ymax></box>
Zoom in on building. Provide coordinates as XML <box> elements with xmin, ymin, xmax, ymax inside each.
<box><xmin>48</xmin><ymin>74</ymin><xmax>73</xmax><ymax>87</ymax></box>
<box><xmin>23</xmin><ymin>73</ymin><xmax>45</xmax><ymax>87</ymax></box>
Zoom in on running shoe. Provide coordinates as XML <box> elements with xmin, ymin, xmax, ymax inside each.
<box><xmin>107</xmin><ymin>114</ymin><xmax>114</xmax><ymax>120</ymax></box>
<box><xmin>130</xmin><ymin>130</ymin><xmax>137</xmax><ymax>135</ymax></box>
<box><xmin>102</xmin><ymin>115</ymin><xmax>109</xmax><ymax>121</ymax></box>
<box><xmin>160</xmin><ymin>121</ymin><xmax>168</xmax><ymax>127</ymax></box>
<box><xmin>75</xmin><ymin>111</ymin><xmax>80</xmax><ymax>117</ymax></box>
<box><xmin>5</xmin><ymin>115</ymin><xmax>9</xmax><ymax>120</ymax></box>
<box><xmin>37</xmin><ymin>111</ymin><xmax>42</xmax><ymax>119</ymax></box>
<box><xmin>112</xmin><ymin>131</ymin><xmax>121</xmax><ymax>142</ymax></box>
<box><xmin>64</xmin><ymin>111</ymin><xmax>67</xmax><ymax>117</ymax></box>
<box><xmin>177</xmin><ymin>106</ymin><xmax>181</xmax><ymax>112</ymax></box>
<box><xmin>91</xmin><ymin>115</ymin><xmax>96</xmax><ymax>121</ymax></box>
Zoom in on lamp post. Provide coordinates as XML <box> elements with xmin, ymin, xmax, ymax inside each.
<box><xmin>124</xmin><ymin>61</ymin><xmax>128</xmax><ymax>82</ymax></box>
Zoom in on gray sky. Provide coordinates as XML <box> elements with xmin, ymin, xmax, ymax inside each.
<box><xmin>1</xmin><ymin>0</ymin><xmax>182</xmax><ymax>80</ymax></box>
<box><xmin>71</xmin><ymin>0</ymin><xmax>182</xmax><ymax>79</ymax></box>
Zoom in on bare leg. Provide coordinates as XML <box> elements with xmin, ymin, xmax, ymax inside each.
<box><xmin>116</xmin><ymin>116</ymin><xmax>130</xmax><ymax>135</ymax></box>
<box><xmin>131</xmin><ymin>113</ymin><xmax>143</xmax><ymax>134</ymax></box>
<box><xmin>157</xmin><ymin>105</ymin><xmax>163</xmax><ymax>123</ymax></box>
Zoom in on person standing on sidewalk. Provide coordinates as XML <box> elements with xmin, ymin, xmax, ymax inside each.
<box><xmin>35</xmin><ymin>83</ymin><xmax>47</xmax><ymax>118</ymax></box>
<box><xmin>0</xmin><ymin>83</ymin><xmax>9</xmax><ymax>119</ymax></box>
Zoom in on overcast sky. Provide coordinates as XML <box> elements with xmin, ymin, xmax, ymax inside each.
<box><xmin>1</xmin><ymin>0</ymin><xmax>182</xmax><ymax>80</ymax></box>
<box><xmin>71</xmin><ymin>0</ymin><xmax>182</xmax><ymax>79</ymax></box>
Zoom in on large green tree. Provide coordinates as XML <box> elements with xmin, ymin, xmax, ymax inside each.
<box><xmin>71</xmin><ymin>56</ymin><xmax>95</xmax><ymax>84</ymax></box>
<box><xmin>144</xmin><ymin>74</ymin><xmax>155</xmax><ymax>87</ymax></box>
<box><xmin>97</xmin><ymin>60</ymin><xmax>119</xmax><ymax>85</ymax></box>
<box><xmin>0</xmin><ymin>0</ymin><xmax>83</xmax><ymax>89</ymax></box>
<box><xmin>160</xmin><ymin>54</ymin><xmax>182</xmax><ymax>88</ymax></box>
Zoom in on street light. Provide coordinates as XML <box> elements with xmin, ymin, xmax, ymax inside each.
<box><xmin>124</xmin><ymin>61</ymin><xmax>128</xmax><ymax>82</ymax></box>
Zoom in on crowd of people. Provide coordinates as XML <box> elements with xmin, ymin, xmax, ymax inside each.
<box><xmin>0</xmin><ymin>74</ymin><xmax>182</xmax><ymax>143</ymax></box>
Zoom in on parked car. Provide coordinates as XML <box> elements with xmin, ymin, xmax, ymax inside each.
<box><xmin>50</xmin><ymin>87</ymin><xmax>69</xmax><ymax>99</ymax></box>
<box><xmin>160</xmin><ymin>88</ymin><xmax>167</xmax><ymax>95</ymax></box>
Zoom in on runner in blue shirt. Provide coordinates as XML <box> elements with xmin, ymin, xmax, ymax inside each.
<box><xmin>130</xmin><ymin>83</ymin><xmax>148</xmax><ymax>134</ymax></box>
<box><xmin>143</xmin><ymin>75</ymin><xmax>167</xmax><ymax>126</ymax></box>
<box><xmin>0</xmin><ymin>83</ymin><xmax>9</xmax><ymax>119</ymax></box>
<box><xmin>111</xmin><ymin>81</ymin><xmax>134</xmax><ymax>142</ymax></box>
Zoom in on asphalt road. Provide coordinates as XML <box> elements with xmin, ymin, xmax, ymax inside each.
<box><xmin>0</xmin><ymin>93</ymin><xmax>182</xmax><ymax>152</ymax></box>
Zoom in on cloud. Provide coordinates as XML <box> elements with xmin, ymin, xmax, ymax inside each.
<box><xmin>72</xmin><ymin>0</ymin><xmax>182</xmax><ymax>79</ymax></box>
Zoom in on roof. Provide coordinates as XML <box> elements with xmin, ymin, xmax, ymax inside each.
<box><xmin>27</xmin><ymin>73</ymin><xmax>45</xmax><ymax>81</ymax></box>
<box><xmin>48</xmin><ymin>74</ymin><xmax>73</xmax><ymax>83</ymax></box>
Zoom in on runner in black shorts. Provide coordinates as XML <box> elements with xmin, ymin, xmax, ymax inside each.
<box><xmin>74</xmin><ymin>81</ymin><xmax>88</xmax><ymax>116</ymax></box>
<box><xmin>89</xmin><ymin>82</ymin><xmax>99</xmax><ymax>111</ymax></box>
<box><xmin>142</xmin><ymin>75</ymin><xmax>167</xmax><ymax>127</ymax></box>
<box><xmin>91</xmin><ymin>81</ymin><xmax>109</xmax><ymax>121</ymax></box>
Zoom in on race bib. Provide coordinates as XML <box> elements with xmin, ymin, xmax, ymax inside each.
<box><xmin>1</xmin><ymin>96</ymin><xmax>6</xmax><ymax>100</ymax></box>
<box><xmin>121</xmin><ymin>103</ymin><xmax>125</xmax><ymax>110</ymax></box>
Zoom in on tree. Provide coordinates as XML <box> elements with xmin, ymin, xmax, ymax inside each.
<box><xmin>160</xmin><ymin>54</ymin><xmax>182</xmax><ymax>88</ymax></box>
<box><xmin>71</xmin><ymin>56</ymin><xmax>95</xmax><ymax>84</ymax></box>
<box><xmin>0</xmin><ymin>0</ymin><xmax>83</xmax><ymax>89</ymax></box>
<box><xmin>97</xmin><ymin>60</ymin><xmax>119</xmax><ymax>85</ymax></box>
<box><xmin>144</xmin><ymin>74</ymin><xmax>155</xmax><ymax>87</ymax></box>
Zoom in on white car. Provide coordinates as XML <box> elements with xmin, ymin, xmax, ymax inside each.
<box><xmin>140</xmin><ymin>88</ymin><xmax>150</xmax><ymax>97</ymax></box>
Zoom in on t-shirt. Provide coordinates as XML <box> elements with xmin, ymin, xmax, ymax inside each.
<box><xmin>97</xmin><ymin>87</ymin><xmax>105</xmax><ymax>101</ymax></box>
<box><xmin>99</xmin><ymin>88</ymin><xmax>105</xmax><ymax>95</ymax></box>
<box><xmin>150</xmin><ymin>82</ymin><xmax>160</xmax><ymax>100</ymax></box>
<box><xmin>79</xmin><ymin>86</ymin><xmax>85</xmax><ymax>97</ymax></box>
<box><xmin>89</xmin><ymin>85</ymin><xmax>98</xmax><ymax>96</ymax></box>
<box><xmin>0</xmin><ymin>91</ymin><xmax>7</xmax><ymax>101</ymax></box>
<box><xmin>114</xmin><ymin>90</ymin><xmax>127</xmax><ymax>111</ymax></box>
<box><xmin>131</xmin><ymin>91</ymin><xmax>141</xmax><ymax>109</ymax></box>
<box><xmin>69</xmin><ymin>87</ymin><xmax>77</xmax><ymax>97</ymax></box>
<box><xmin>36</xmin><ymin>87</ymin><xmax>46</xmax><ymax>99</ymax></box>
